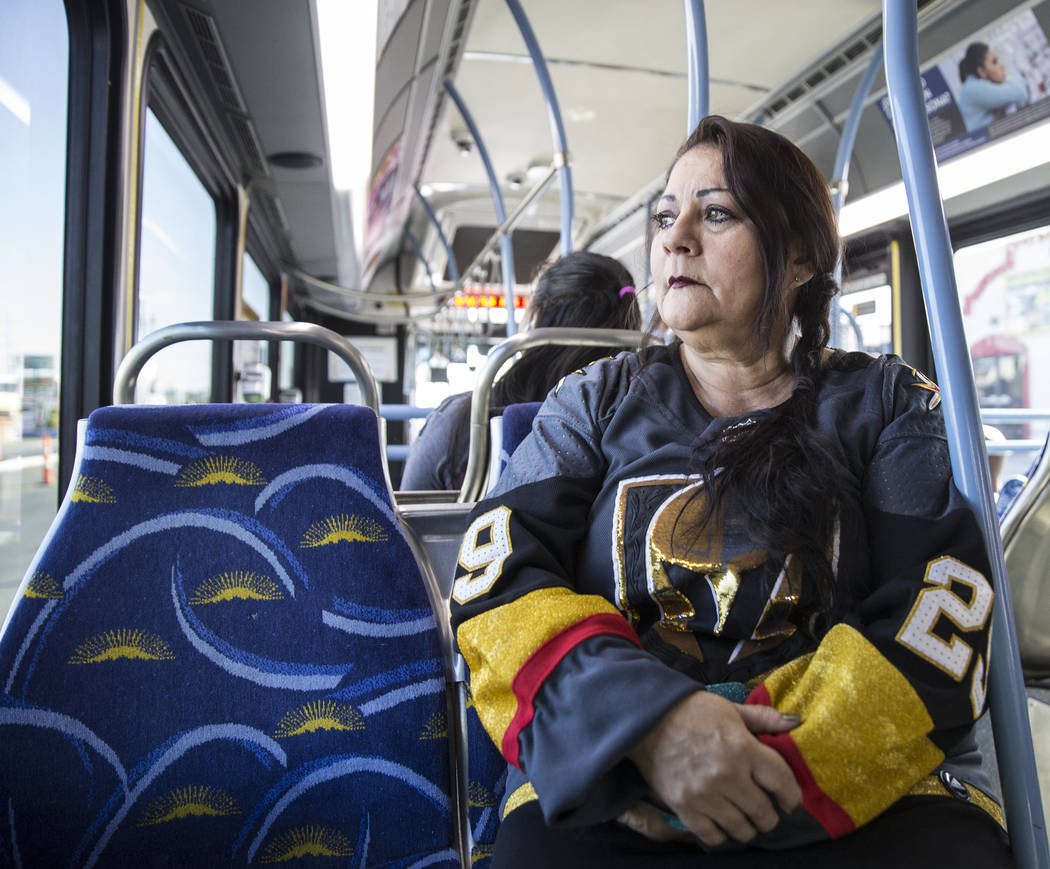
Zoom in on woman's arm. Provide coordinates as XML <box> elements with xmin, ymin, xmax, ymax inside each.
<box><xmin>744</xmin><ymin>364</ymin><xmax>994</xmax><ymax>843</ymax></box>
<box><xmin>964</xmin><ymin>75</ymin><xmax>1029</xmax><ymax>113</ymax></box>
<box><xmin>451</xmin><ymin>358</ymin><xmax>707</xmax><ymax>825</ymax></box>
<box><xmin>401</xmin><ymin>393</ymin><xmax>470</xmax><ymax>490</ymax></box>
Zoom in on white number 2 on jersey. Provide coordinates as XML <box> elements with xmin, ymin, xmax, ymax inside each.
<box><xmin>452</xmin><ymin>506</ymin><xmax>513</xmax><ymax>604</ymax></box>
<box><xmin>896</xmin><ymin>556</ymin><xmax>993</xmax><ymax>716</ymax></box>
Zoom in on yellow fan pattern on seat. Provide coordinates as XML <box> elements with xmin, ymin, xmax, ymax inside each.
<box><xmin>174</xmin><ymin>456</ymin><xmax>267</xmax><ymax>487</ymax></box>
<box><xmin>272</xmin><ymin>700</ymin><xmax>365</xmax><ymax>738</ymax></box>
<box><xmin>188</xmin><ymin>571</ymin><xmax>284</xmax><ymax>604</ymax></box>
<box><xmin>68</xmin><ymin>628</ymin><xmax>175</xmax><ymax>664</ymax></box>
<box><xmin>472</xmin><ymin>844</ymin><xmax>495</xmax><ymax>863</ymax></box>
<box><xmin>419</xmin><ymin>710</ymin><xmax>447</xmax><ymax>740</ymax></box>
<box><xmin>71</xmin><ymin>475</ymin><xmax>116</xmax><ymax>504</ymax></box>
<box><xmin>137</xmin><ymin>786</ymin><xmax>240</xmax><ymax>826</ymax></box>
<box><xmin>259</xmin><ymin>825</ymin><xmax>354</xmax><ymax>863</ymax></box>
<box><xmin>468</xmin><ymin>781</ymin><xmax>498</xmax><ymax>809</ymax></box>
<box><xmin>23</xmin><ymin>572</ymin><xmax>63</xmax><ymax>600</ymax></box>
<box><xmin>299</xmin><ymin>514</ymin><xmax>388</xmax><ymax>548</ymax></box>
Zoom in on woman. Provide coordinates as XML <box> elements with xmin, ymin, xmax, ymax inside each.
<box><xmin>450</xmin><ymin>117</ymin><xmax>1011</xmax><ymax>866</ymax></box>
<box><xmin>957</xmin><ymin>41</ymin><xmax>1028</xmax><ymax>131</ymax></box>
<box><xmin>401</xmin><ymin>250</ymin><xmax>641</xmax><ymax>490</ymax></box>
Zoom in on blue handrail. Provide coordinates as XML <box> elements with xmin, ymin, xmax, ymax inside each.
<box><xmin>414</xmin><ymin>184</ymin><xmax>460</xmax><ymax>283</ymax></box>
<box><xmin>683</xmin><ymin>0</ymin><xmax>709</xmax><ymax>134</ymax></box>
<box><xmin>503</xmin><ymin>0</ymin><xmax>574</xmax><ymax>255</ymax></box>
<box><xmin>402</xmin><ymin>227</ymin><xmax>437</xmax><ymax>294</ymax></box>
<box><xmin>882</xmin><ymin>3</ymin><xmax>1049</xmax><ymax>866</ymax></box>
<box><xmin>443</xmin><ymin>79</ymin><xmax>518</xmax><ymax>334</ymax></box>
<box><xmin>831</xmin><ymin>47</ymin><xmax>883</xmax><ymax>219</ymax></box>
<box><xmin>830</xmin><ymin>47</ymin><xmax>883</xmax><ymax>346</ymax></box>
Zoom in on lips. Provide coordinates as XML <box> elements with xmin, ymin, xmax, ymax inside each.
<box><xmin>668</xmin><ymin>275</ymin><xmax>700</xmax><ymax>289</ymax></box>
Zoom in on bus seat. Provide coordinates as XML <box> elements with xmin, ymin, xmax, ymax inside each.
<box><xmin>0</xmin><ymin>403</ymin><xmax>462</xmax><ymax>868</ymax></box>
<box><xmin>999</xmin><ymin>431</ymin><xmax>1050</xmax><ymax>681</ymax></box>
<box><xmin>399</xmin><ymin>499</ymin><xmax>506</xmax><ymax>866</ymax></box>
<box><xmin>492</xmin><ymin>402</ymin><xmax>543</xmax><ymax>487</ymax></box>
<box><xmin>997</xmin><ymin>434</ymin><xmax>1049</xmax><ymax>521</ymax></box>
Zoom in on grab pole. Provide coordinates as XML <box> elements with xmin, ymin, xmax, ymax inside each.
<box><xmin>882</xmin><ymin>4</ymin><xmax>1049</xmax><ymax>866</ymax></box>
<box><xmin>503</xmin><ymin>0</ymin><xmax>574</xmax><ymax>255</ymax></box>
<box><xmin>830</xmin><ymin>46</ymin><xmax>883</xmax><ymax>344</ymax></box>
<box><xmin>683</xmin><ymin>0</ymin><xmax>709</xmax><ymax>134</ymax></box>
<box><xmin>443</xmin><ymin>79</ymin><xmax>518</xmax><ymax>334</ymax></box>
<box><xmin>414</xmin><ymin>183</ymin><xmax>460</xmax><ymax>284</ymax></box>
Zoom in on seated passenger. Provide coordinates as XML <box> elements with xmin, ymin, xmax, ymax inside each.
<box><xmin>450</xmin><ymin>116</ymin><xmax>1011</xmax><ymax>866</ymax></box>
<box><xmin>401</xmin><ymin>251</ymin><xmax>642</xmax><ymax>490</ymax></box>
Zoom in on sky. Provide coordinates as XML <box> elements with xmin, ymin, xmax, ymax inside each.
<box><xmin>0</xmin><ymin>0</ymin><xmax>67</xmax><ymax>371</ymax></box>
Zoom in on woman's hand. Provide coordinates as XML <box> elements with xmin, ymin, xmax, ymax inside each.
<box><xmin>627</xmin><ymin>691</ymin><xmax>802</xmax><ymax>847</ymax></box>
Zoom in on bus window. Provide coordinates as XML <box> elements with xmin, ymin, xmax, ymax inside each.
<box><xmin>955</xmin><ymin>224</ymin><xmax>1050</xmax><ymax>479</ymax></box>
<box><xmin>0</xmin><ymin>0</ymin><xmax>68</xmax><ymax>619</ymax></box>
<box><xmin>135</xmin><ymin>108</ymin><xmax>216</xmax><ymax>404</ymax></box>
<box><xmin>233</xmin><ymin>252</ymin><xmax>271</xmax><ymax>402</ymax></box>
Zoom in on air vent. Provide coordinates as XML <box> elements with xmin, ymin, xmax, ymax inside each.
<box><xmin>258</xmin><ymin>191</ymin><xmax>290</xmax><ymax>235</ymax></box>
<box><xmin>181</xmin><ymin>5</ymin><xmax>247</xmax><ymax>113</ymax></box>
<box><xmin>750</xmin><ymin>0</ymin><xmax>942</xmax><ymax>127</ymax></box>
<box><xmin>230</xmin><ymin>115</ymin><xmax>266</xmax><ymax>176</ymax></box>
<box><xmin>416</xmin><ymin>0</ymin><xmax>477</xmax><ymax>185</ymax></box>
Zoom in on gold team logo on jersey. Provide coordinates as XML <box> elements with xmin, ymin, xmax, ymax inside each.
<box><xmin>611</xmin><ymin>475</ymin><xmax>806</xmax><ymax>672</ymax></box>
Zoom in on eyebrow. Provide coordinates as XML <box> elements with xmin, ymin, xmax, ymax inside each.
<box><xmin>658</xmin><ymin>187</ymin><xmax>730</xmax><ymax>203</ymax></box>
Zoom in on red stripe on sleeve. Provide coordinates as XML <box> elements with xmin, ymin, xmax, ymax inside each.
<box><xmin>746</xmin><ymin>684</ymin><xmax>856</xmax><ymax>838</ymax></box>
<box><xmin>502</xmin><ymin>612</ymin><xmax>640</xmax><ymax>768</ymax></box>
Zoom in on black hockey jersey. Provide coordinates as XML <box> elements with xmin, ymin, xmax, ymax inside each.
<box><xmin>450</xmin><ymin>345</ymin><xmax>1000</xmax><ymax>846</ymax></box>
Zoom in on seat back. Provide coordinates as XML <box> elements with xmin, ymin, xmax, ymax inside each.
<box><xmin>499</xmin><ymin>402</ymin><xmax>543</xmax><ymax>476</ymax></box>
<box><xmin>0</xmin><ymin>403</ymin><xmax>461</xmax><ymax>868</ymax></box>
<box><xmin>400</xmin><ymin>500</ymin><xmax>506</xmax><ymax>867</ymax></box>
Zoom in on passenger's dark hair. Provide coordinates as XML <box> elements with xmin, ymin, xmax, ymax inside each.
<box><xmin>959</xmin><ymin>42</ymin><xmax>990</xmax><ymax>81</ymax></box>
<box><xmin>493</xmin><ymin>250</ymin><xmax>641</xmax><ymax>406</ymax></box>
<box><xmin>659</xmin><ymin>116</ymin><xmax>846</xmax><ymax>629</ymax></box>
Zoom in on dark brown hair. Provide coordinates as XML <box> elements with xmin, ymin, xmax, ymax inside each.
<box><xmin>494</xmin><ymin>250</ymin><xmax>641</xmax><ymax>405</ymax></box>
<box><xmin>660</xmin><ymin>116</ymin><xmax>847</xmax><ymax>627</ymax></box>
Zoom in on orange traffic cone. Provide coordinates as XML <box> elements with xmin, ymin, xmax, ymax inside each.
<box><xmin>42</xmin><ymin>432</ymin><xmax>54</xmax><ymax>486</ymax></box>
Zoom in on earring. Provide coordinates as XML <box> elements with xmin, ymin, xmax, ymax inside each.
<box><xmin>793</xmin><ymin>274</ymin><xmax>802</xmax><ymax>283</ymax></box>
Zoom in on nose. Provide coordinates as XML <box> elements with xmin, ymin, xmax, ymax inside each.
<box><xmin>662</xmin><ymin>216</ymin><xmax>701</xmax><ymax>256</ymax></box>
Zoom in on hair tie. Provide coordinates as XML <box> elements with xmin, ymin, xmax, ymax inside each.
<box><xmin>619</xmin><ymin>285</ymin><xmax>636</xmax><ymax>298</ymax></box>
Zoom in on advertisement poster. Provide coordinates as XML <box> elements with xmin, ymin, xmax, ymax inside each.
<box><xmin>879</xmin><ymin>8</ymin><xmax>1050</xmax><ymax>161</ymax></box>
<box><xmin>363</xmin><ymin>137</ymin><xmax>402</xmax><ymax>277</ymax></box>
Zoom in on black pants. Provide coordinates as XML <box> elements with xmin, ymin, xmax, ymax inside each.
<box><xmin>493</xmin><ymin>796</ymin><xmax>1014</xmax><ymax>868</ymax></box>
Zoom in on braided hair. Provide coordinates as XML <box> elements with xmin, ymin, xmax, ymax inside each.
<box><xmin>660</xmin><ymin>116</ymin><xmax>847</xmax><ymax>627</ymax></box>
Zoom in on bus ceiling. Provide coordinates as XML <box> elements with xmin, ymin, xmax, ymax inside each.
<box><xmin>149</xmin><ymin>0</ymin><xmax>1050</xmax><ymax>322</ymax></box>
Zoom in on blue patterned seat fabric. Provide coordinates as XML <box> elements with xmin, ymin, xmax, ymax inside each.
<box><xmin>0</xmin><ymin>403</ymin><xmax>459</xmax><ymax>868</ymax></box>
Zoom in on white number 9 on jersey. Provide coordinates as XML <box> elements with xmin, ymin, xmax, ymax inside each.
<box><xmin>896</xmin><ymin>556</ymin><xmax>993</xmax><ymax>716</ymax></box>
<box><xmin>452</xmin><ymin>506</ymin><xmax>513</xmax><ymax>604</ymax></box>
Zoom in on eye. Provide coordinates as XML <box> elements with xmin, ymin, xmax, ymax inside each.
<box><xmin>651</xmin><ymin>210</ymin><xmax>676</xmax><ymax>231</ymax></box>
<box><xmin>704</xmin><ymin>205</ymin><xmax>735</xmax><ymax>224</ymax></box>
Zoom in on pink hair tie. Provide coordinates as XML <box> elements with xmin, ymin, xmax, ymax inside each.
<box><xmin>619</xmin><ymin>285</ymin><xmax>636</xmax><ymax>298</ymax></box>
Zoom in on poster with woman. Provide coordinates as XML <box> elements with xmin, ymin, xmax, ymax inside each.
<box><xmin>879</xmin><ymin>8</ymin><xmax>1050</xmax><ymax>161</ymax></box>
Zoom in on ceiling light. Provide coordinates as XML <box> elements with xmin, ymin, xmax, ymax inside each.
<box><xmin>315</xmin><ymin>0</ymin><xmax>378</xmax><ymax>257</ymax></box>
<box><xmin>838</xmin><ymin>120</ymin><xmax>1050</xmax><ymax>238</ymax></box>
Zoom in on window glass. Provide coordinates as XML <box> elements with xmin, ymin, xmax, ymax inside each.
<box><xmin>136</xmin><ymin>108</ymin><xmax>216</xmax><ymax>403</ymax></box>
<box><xmin>836</xmin><ymin>283</ymin><xmax>894</xmax><ymax>355</ymax></box>
<box><xmin>0</xmin><ymin>0</ymin><xmax>68</xmax><ymax>620</ymax></box>
<box><xmin>955</xmin><ymin>225</ymin><xmax>1050</xmax><ymax>481</ymax></box>
<box><xmin>234</xmin><ymin>253</ymin><xmax>270</xmax><ymax>401</ymax></box>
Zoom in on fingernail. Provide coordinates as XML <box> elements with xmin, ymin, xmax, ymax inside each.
<box><xmin>780</xmin><ymin>713</ymin><xmax>802</xmax><ymax>724</ymax></box>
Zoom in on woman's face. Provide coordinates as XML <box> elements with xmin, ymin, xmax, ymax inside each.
<box><xmin>979</xmin><ymin>49</ymin><xmax>1006</xmax><ymax>83</ymax></box>
<box><xmin>650</xmin><ymin>144</ymin><xmax>780</xmax><ymax>355</ymax></box>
